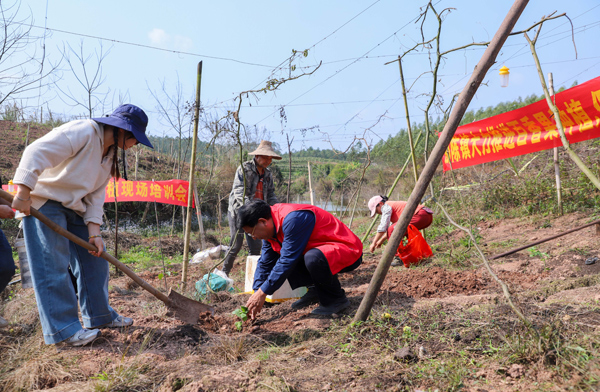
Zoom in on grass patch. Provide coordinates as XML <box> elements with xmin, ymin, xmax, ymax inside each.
<box><xmin>118</xmin><ymin>245</ymin><xmax>181</xmax><ymax>271</ymax></box>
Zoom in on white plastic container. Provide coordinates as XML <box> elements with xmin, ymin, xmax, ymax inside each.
<box><xmin>245</xmin><ymin>255</ymin><xmax>307</xmax><ymax>303</ymax></box>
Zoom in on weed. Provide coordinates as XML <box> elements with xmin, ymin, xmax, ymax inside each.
<box><xmin>232</xmin><ymin>306</ymin><xmax>249</xmax><ymax>331</ymax></box>
<box><xmin>0</xmin><ymin>333</ymin><xmax>82</xmax><ymax>392</ymax></box>
<box><xmin>92</xmin><ymin>362</ymin><xmax>152</xmax><ymax>392</ymax></box>
<box><xmin>208</xmin><ymin>335</ymin><xmax>268</xmax><ymax>365</ymax></box>
<box><xmin>119</xmin><ymin>245</ymin><xmax>180</xmax><ymax>271</ymax></box>
<box><xmin>572</xmin><ymin>247</ymin><xmax>589</xmax><ymax>256</ymax></box>
<box><xmin>256</xmin><ymin>347</ymin><xmax>280</xmax><ymax>361</ymax></box>
<box><xmin>528</xmin><ymin>246</ymin><xmax>550</xmax><ymax>261</ymax></box>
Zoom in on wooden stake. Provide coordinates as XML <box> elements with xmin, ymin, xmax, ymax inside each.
<box><xmin>548</xmin><ymin>72</ymin><xmax>563</xmax><ymax>215</ymax></box>
<box><xmin>217</xmin><ymin>192</ymin><xmax>222</xmax><ymax>234</ymax></box>
<box><xmin>192</xmin><ymin>182</ymin><xmax>207</xmax><ymax>250</ymax></box>
<box><xmin>361</xmin><ymin>131</ymin><xmax>424</xmax><ymax>243</ymax></box>
<box><xmin>286</xmin><ymin>134</ymin><xmax>293</xmax><ymax>203</ymax></box>
<box><xmin>113</xmin><ymin>177</ymin><xmax>120</xmax><ymax>275</ymax></box>
<box><xmin>308</xmin><ymin>161</ymin><xmax>315</xmax><ymax>205</ymax></box>
<box><xmin>354</xmin><ymin>0</ymin><xmax>530</xmax><ymax>322</ymax></box>
<box><xmin>398</xmin><ymin>56</ymin><xmax>419</xmax><ymax>183</ymax></box>
<box><xmin>182</xmin><ymin>61</ymin><xmax>202</xmax><ymax>289</ymax></box>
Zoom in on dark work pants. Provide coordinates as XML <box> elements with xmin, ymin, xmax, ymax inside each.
<box><xmin>0</xmin><ymin>229</ymin><xmax>15</xmax><ymax>293</ymax></box>
<box><xmin>288</xmin><ymin>248</ymin><xmax>362</xmax><ymax>307</ymax></box>
<box><xmin>223</xmin><ymin>213</ymin><xmax>262</xmax><ymax>275</ymax></box>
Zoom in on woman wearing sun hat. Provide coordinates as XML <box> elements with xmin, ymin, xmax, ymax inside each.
<box><xmin>11</xmin><ymin>104</ymin><xmax>153</xmax><ymax>346</ymax></box>
<box><xmin>367</xmin><ymin>195</ymin><xmax>433</xmax><ymax>256</ymax></box>
<box><xmin>224</xmin><ymin>140</ymin><xmax>281</xmax><ymax>276</ymax></box>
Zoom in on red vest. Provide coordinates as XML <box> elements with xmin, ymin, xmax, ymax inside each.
<box><xmin>387</xmin><ymin>201</ymin><xmax>423</xmax><ymax>224</ymax></box>
<box><xmin>267</xmin><ymin>204</ymin><xmax>363</xmax><ymax>275</ymax></box>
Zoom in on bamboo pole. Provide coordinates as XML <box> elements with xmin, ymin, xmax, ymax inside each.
<box><xmin>286</xmin><ymin>134</ymin><xmax>293</xmax><ymax>203</ymax></box>
<box><xmin>153</xmin><ymin>183</ymin><xmax>168</xmax><ymax>292</ymax></box>
<box><xmin>548</xmin><ymin>72</ymin><xmax>563</xmax><ymax>215</ymax></box>
<box><xmin>398</xmin><ymin>56</ymin><xmax>419</xmax><ymax>183</ymax></box>
<box><xmin>308</xmin><ymin>161</ymin><xmax>315</xmax><ymax>205</ymax></box>
<box><xmin>361</xmin><ymin>131</ymin><xmax>424</xmax><ymax>243</ymax></box>
<box><xmin>182</xmin><ymin>61</ymin><xmax>203</xmax><ymax>289</ymax></box>
<box><xmin>354</xmin><ymin>0</ymin><xmax>530</xmax><ymax>322</ymax></box>
<box><xmin>113</xmin><ymin>177</ymin><xmax>120</xmax><ymax>275</ymax></box>
<box><xmin>192</xmin><ymin>182</ymin><xmax>207</xmax><ymax>250</ymax></box>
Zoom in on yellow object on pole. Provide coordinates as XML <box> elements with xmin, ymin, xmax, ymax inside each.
<box><xmin>499</xmin><ymin>65</ymin><xmax>510</xmax><ymax>87</ymax></box>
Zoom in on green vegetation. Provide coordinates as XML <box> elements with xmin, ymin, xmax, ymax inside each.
<box><xmin>119</xmin><ymin>246</ymin><xmax>179</xmax><ymax>272</ymax></box>
<box><xmin>232</xmin><ymin>306</ymin><xmax>249</xmax><ymax>331</ymax></box>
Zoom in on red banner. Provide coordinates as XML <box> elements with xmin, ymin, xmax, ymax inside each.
<box><xmin>105</xmin><ymin>179</ymin><xmax>194</xmax><ymax>207</ymax></box>
<box><xmin>2</xmin><ymin>179</ymin><xmax>194</xmax><ymax>207</ymax></box>
<box><xmin>443</xmin><ymin>76</ymin><xmax>600</xmax><ymax>171</ymax></box>
<box><xmin>1</xmin><ymin>185</ymin><xmax>17</xmax><ymax>196</ymax></box>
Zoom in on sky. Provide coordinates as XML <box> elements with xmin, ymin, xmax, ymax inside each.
<box><xmin>8</xmin><ymin>0</ymin><xmax>600</xmax><ymax>153</ymax></box>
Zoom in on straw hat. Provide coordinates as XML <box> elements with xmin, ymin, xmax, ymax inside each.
<box><xmin>248</xmin><ymin>140</ymin><xmax>282</xmax><ymax>160</ymax></box>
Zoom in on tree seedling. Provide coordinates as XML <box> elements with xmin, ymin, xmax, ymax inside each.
<box><xmin>232</xmin><ymin>306</ymin><xmax>249</xmax><ymax>331</ymax></box>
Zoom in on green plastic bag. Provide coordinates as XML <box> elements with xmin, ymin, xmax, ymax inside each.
<box><xmin>195</xmin><ymin>270</ymin><xmax>234</xmax><ymax>298</ymax></box>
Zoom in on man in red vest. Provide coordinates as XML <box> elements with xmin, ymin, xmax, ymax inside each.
<box><xmin>237</xmin><ymin>200</ymin><xmax>363</xmax><ymax>319</ymax></box>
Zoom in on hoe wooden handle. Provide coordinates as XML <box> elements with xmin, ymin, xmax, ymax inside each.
<box><xmin>0</xmin><ymin>189</ymin><xmax>172</xmax><ymax>305</ymax></box>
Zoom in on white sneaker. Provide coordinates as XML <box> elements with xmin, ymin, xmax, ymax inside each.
<box><xmin>102</xmin><ymin>315</ymin><xmax>133</xmax><ymax>328</ymax></box>
<box><xmin>63</xmin><ymin>329</ymin><xmax>101</xmax><ymax>347</ymax></box>
<box><xmin>0</xmin><ymin>316</ymin><xmax>8</xmax><ymax>329</ymax></box>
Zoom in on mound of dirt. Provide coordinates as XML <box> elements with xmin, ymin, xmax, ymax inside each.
<box><xmin>383</xmin><ymin>266</ymin><xmax>489</xmax><ymax>298</ymax></box>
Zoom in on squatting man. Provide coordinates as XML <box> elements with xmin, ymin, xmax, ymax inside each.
<box><xmin>237</xmin><ymin>199</ymin><xmax>363</xmax><ymax>319</ymax></box>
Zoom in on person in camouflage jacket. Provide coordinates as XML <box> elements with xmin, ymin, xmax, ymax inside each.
<box><xmin>224</xmin><ymin>141</ymin><xmax>280</xmax><ymax>275</ymax></box>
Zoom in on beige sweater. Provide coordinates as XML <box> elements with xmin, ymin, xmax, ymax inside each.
<box><xmin>13</xmin><ymin>119</ymin><xmax>114</xmax><ymax>225</ymax></box>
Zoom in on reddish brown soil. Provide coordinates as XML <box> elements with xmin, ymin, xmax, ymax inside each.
<box><xmin>1</xmin><ymin>120</ymin><xmax>599</xmax><ymax>391</ymax></box>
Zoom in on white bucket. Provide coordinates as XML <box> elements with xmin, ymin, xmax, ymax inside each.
<box><xmin>14</xmin><ymin>238</ymin><xmax>33</xmax><ymax>289</ymax></box>
<box><xmin>245</xmin><ymin>256</ymin><xmax>307</xmax><ymax>303</ymax></box>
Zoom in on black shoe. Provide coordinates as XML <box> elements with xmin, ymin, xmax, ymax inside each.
<box><xmin>291</xmin><ymin>286</ymin><xmax>319</xmax><ymax>309</ymax></box>
<box><xmin>311</xmin><ymin>297</ymin><xmax>350</xmax><ymax>316</ymax></box>
<box><xmin>391</xmin><ymin>257</ymin><xmax>403</xmax><ymax>267</ymax></box>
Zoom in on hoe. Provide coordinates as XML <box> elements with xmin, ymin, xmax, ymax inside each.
<box><xmin>0</xmin><ymin>189</ymin><xmax>214</xmax><ymax>324</ymax></box>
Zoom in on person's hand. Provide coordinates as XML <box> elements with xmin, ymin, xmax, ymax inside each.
<box><xmin>11</xmin><ymin>186</ymin><xmax>32</xmax><ymax>216</ymax></box>
<box><xmin>0</xmin><ymin>205</ymin><xmax>15</xmax><ymax>219</ymax></box>
<box><xmin>246</xmin><ymin>289</ymin><xmax>267</xmax><ymax>320</ymax></box>
<box><xmin>88</xmin><ymin>235</ymin><xmax>104</xmax><ymax>257</ymax></box>
<box><xmin>369</xmin><ymin>242</ymin><xmax>376</xmax><ymax>253</ymax></box>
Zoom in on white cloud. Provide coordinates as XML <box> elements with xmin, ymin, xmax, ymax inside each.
<box><xmin>148</xmin><ymin>29</ymin><xmax>193</xmax><ymax>52</ymax></box>
<box><xmin>173</xmin><ymin>35</ymin><xmax>194</xmax><ymax>52</ymax></box>
<box><xmin>148</xmin><ymin>28</ymin><xmax>169</xmax><ymax>46</ymax></box>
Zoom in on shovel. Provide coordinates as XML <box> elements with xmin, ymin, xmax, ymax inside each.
<box><xmin>0</xmin><ymin>189</ymin><xmax>214</xmax><ymax>324</ymax></box>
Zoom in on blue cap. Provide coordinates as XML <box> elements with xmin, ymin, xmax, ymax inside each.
<box><xmin>92</xmin><ymin>104</ymin><xmax>153</xmax><ymax>148</ymax></box>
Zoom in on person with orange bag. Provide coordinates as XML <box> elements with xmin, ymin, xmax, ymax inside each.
<box><xmin>367</xmin><ymin>195</ymin><xmax>433</xmax><ymax>266</ymax></box>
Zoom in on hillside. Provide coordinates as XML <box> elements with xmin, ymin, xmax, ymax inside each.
<box><xmin>0</xmin><ymin>105</ymin><xmax>599</xmax><ymax>390</ymax></box>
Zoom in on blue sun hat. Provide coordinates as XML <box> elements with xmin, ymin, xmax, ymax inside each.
<box><xmin>92</xmin><ymin>104</ymin><xmax>153</xmax><ymax>148</ymax></box>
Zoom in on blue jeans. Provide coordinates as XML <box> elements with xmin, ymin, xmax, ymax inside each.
<box><xmin>23</xmin><ymin>200</ymin><xmax>117</xmax><ymax>344</ymax></box>
<box><xmin>0</xmin><ymin>229</ymin><xmax>15</xmax><ymax>293</ymax></box>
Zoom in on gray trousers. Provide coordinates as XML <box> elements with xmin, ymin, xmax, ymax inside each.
<box><xmin>222</xmin><ymin>213</ymin><xmax>262</xmax><ymax>275</ymax></box>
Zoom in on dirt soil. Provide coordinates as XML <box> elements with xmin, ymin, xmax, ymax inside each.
<box><xmin>0</xmin><ymin>121</ymin><xmax>599</xmax><ymax>391</ymax></box>
<box><xmin>1</xmin><ymin>210</ymin><xmax>599</xmax><ymax>391</ymax></box>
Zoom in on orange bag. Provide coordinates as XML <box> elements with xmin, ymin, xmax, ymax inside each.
<box><xmin>391</xmin><ymin>224</ymin><xmax>433</xmax><ymax>268</ymax></box>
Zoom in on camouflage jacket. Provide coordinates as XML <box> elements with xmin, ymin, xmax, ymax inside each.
<box><xmin>227</xmin><ymin>159</ymin><xmax>278</xmax><ymax>217</ymax></box>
